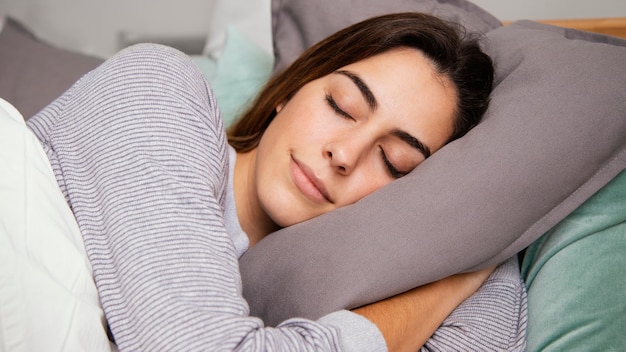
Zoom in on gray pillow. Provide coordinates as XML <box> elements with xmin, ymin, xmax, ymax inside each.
<box><xmin>240</xmin><ymin>17</ymin><xmax>626</xmax><ymax>326</ymax></box>
<box><xmin>0</xmin><ymin>18</ymin><xmax>103</xmax><ymax>120</ymax></box>
<box><xmin>271</xmin><ymin>0</ymin><xmax>501</xmax><ymax>72</ymax></box>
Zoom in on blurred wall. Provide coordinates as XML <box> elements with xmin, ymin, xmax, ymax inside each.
<box><xmin>1</xmin><ymin>0</ymin><xmax>625</xmax><ymax>58</ymax></box>
<box><xmin>0</xmin><ymin>0</ymin><xmax>217</xmax><ymax>58</ymax></box>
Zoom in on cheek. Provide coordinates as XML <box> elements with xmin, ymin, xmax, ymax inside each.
<box><xmin>268</xmin><ymin>104</ymin><xmax>331</xmax><ymax>143</ymax></box>
<box><xmin>339</xmin><ymin>170</ymin><xmax>392</xmax><ymax>207</ymax></box>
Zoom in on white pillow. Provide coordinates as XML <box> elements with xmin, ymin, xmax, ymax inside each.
<box><xmin>0</xmin><ymin>98</ymin><xmax>114</xmax><ymax>352</ymax></box>
<box><xmin>202</xmin><ymin>0</ymin><xmax>273</xmax><ymax>59</ymax></box>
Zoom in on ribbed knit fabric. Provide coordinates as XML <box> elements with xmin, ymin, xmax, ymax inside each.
<box><xmin>421</xmin><ymin>257</ymin><xmax>528</xmax><ymax>351</ymax></box>
<box><xmin>27</xmin><ymin>43</ymin><xmax>527</xmax><ymax>351</ymax></box>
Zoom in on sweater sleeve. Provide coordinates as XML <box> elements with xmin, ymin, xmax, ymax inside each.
<box><xmin>420</xmin><ymin>256</ymin><xmax>528</xmax><ymax>352</ymax></box>
<box><xmin>27</xmin><ymin>44</ymin><xmax>386</xmax><ymax>352</ymax></box>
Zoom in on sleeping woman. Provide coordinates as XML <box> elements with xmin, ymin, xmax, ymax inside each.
<box><xmin>26</xmin><ymin>12</ymin><xmax>526</xmax><ymax>351</ymax></box>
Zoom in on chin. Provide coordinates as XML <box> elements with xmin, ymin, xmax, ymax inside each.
<box><xmin>270</xmin><ymin>211</ymin><xmax>306</xmax><ymax>228</ymax></box>
<box><xmin>267</xmin><ymin>204</ymin><xmax>319</xmax><ymax>228</ymax></box>
<box><xmin>260</xmin><ymin>182</ymin><xmax>328</xmax><ymax>228</ymax></box>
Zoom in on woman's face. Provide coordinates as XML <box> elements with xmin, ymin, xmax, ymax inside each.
<box><xmin>255</xmin><ymin>48</ymin><xmax>457</xmax><ymax>227</ymax></box>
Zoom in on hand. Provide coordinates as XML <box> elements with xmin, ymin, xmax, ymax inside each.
<box><xmin>354</xmin><ymin>265</ymin><xmax>497</xmax><ymax>352</ymax></box>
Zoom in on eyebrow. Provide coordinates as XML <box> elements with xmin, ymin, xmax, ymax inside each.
<box><xmin>336</xmin><ymin>70</ymin><xmax>432</xmax><ymax>159</ymax></box>
<box><xmin>392</xmin><ymin>130</ymin><xmax>432</xmax><ymax>159</ymax></box>
<box><xmin>336</xmin><ymin>70</ymin><xmax>378</xmax><ymax>111</ymax></box>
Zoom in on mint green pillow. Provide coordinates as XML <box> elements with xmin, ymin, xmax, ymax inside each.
<box><xmin>211</xmin><ymin>26</ymin><xmax>273</xmax><ymax>127</ymax></box>
<box><xmin>521</xmin><ymin>170</ymin><xmax>626</xmax><ymax>351</ymax></box>
<box><xmin>192</xmin><ymin>26</ymin><xmax>273</xmax><ymax>127</ymax></box>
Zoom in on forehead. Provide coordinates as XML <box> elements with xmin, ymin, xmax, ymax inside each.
<box><xmin>339</xmin><ymin>48</ymin><xmax>453</xmax><ymax>100</ymax></box>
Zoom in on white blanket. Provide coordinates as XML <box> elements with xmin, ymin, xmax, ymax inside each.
<box><xmin>0</xmin><ymin>98</ymin><xmax>114</xmax><ymax>352</ymax></box>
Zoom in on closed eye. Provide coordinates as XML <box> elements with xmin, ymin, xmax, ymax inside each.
<box><xmin>326</xmin><ymin>94</ymin><xmax>354</xmax><ymax>120</ymax></box>
<box><xmin>380</xmin><ymin>148</ymin><xmax>405</xmax><ymax>179</ymax></box>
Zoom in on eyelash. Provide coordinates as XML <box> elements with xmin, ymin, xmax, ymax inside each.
<box><xmin>325</xmin><ymin>94</ymin><xmax>353</xmax><ymax>120</ymax></box>
<box><xmin>380</xmin><ymin>148</ymin><xmax>404</xmax><ymax>179</ymax></box>
<box><xmin>326</xmin><ymin>93</ymin><xmax>404</xmax><ymax>179</ymax></box>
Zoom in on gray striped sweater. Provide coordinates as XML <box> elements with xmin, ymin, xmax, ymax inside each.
<box><xmin>27</xmin><ymin>44</ymin><xmax>527</xmax><ymax>351</ymax></box>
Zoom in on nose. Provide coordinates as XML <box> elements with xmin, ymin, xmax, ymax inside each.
<box><xmin>324</xmin><ymin>136</ymin><xmax>365</xmax><ymax>175</ymax></box>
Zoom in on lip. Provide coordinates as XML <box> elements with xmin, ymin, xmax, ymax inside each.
<box><xmin>290</xmin><ymin>156</ymin><xmax>333</xmax><ymax>204</ymax></box>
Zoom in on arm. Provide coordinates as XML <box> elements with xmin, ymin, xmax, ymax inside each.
<box><xmin>27</xmin><ymin>44</ymin><xmax>383</xmax><ymax>352</ymax></box>
<box><xmin>354</xmin><ymin>266</ymin><xmax>495</xmax><ymax>352</ymax></box>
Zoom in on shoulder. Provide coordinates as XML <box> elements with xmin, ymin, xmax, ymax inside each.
<box><xmin>29</xmin><ymin>43</ymin><xmax>231</xmax><ymax>194</ymax></box>
<box><xmin>97</xmin><ymin>43</ymin><xmax>226</xmax><ymax>141</ymax></box>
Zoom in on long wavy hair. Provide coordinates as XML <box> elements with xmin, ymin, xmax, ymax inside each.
<box><xmin>227</xmin><ymin>12</ymin><xmax>494</xmax><ymax>152</ymax></box>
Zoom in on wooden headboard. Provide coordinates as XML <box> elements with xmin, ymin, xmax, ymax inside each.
<box><xmin>504</xmin><ymin>17</ymin><xmax>626</xmax><ymax>40</ymax></box>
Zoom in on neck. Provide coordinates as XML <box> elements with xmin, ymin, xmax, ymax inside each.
<box><xmin>234</xmin><ymin>149</ymin><xmax>280</xmax><ymax>248</ymax></box>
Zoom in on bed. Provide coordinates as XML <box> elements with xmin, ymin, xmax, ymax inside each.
<box><xmin>1</xmin><ymin>0</ymin><xmax>625</xmax><ymax>351</ymax></box>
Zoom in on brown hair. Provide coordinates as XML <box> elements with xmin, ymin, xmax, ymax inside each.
<box><xmin>228</xmin><ymin>12</ymin><xmax>493</xmax><ymax>152</ymax></box>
